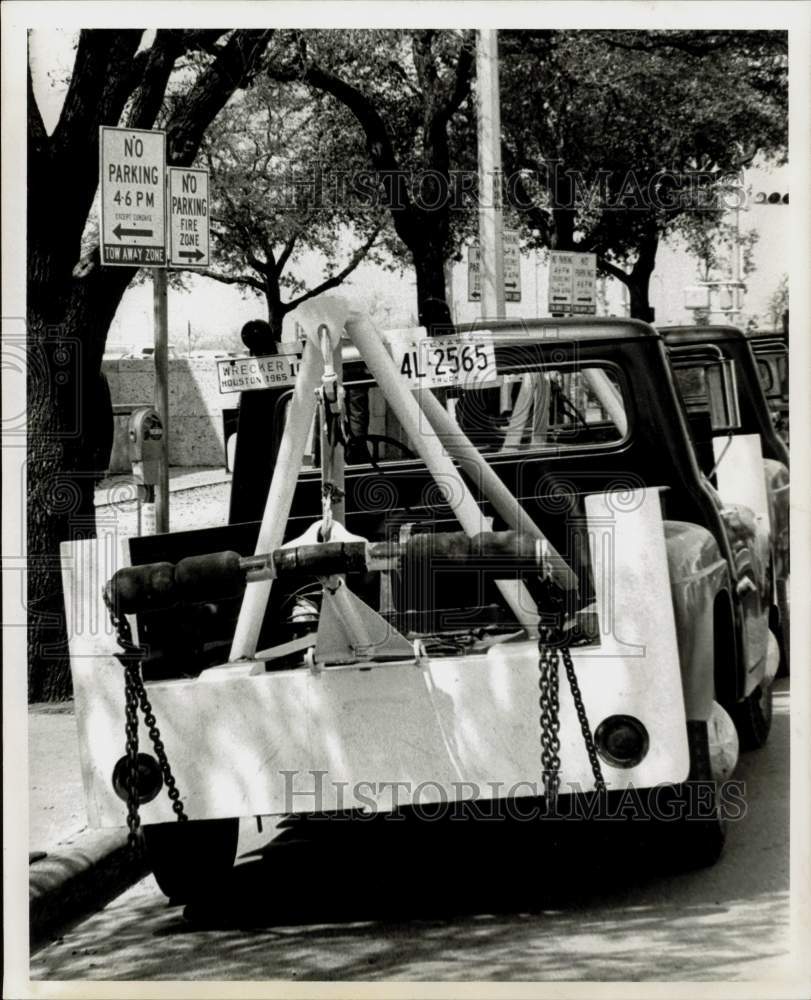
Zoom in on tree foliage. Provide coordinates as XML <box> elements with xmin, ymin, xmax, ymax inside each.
<box><xmin>267</xmin><ymin>29</ymin><xmax>479</xmax><ymax>330</ymax></box>
<box><xmin>500</xmin><ymin>29</ymin><xmax>788</xmax><ymax>318</ymax></box>
<box><xmin>199</xmin><ymin>77</ymin><xmax>391</xmax><ymax>340</ymax></box>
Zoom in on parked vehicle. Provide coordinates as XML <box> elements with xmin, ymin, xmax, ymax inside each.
<box><xmin>661</xmin><ymin>325</ymin><xmax>789</xmax><ymax>673</ymax></box>
<box><xmin>746</xmin><ymin>329</ymin><xmax>789</xmax><ymax>447</ymax></box>
<box><xmin>62</xmin><ymin>316</ymin><xmax>782</xmax><ymax>901</ymax></box>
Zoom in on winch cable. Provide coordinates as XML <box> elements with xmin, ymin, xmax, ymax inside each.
<box><xmin>103</xmin><ymin>585</ymin><xmax>188</xmax><ymax>853</ymax></box>
<box><xmin>317</xmin><ymin>350</ymin><xmax>345</xmax><ymax>543</ymax></box>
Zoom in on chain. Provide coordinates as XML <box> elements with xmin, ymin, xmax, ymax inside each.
<box><xmin>561</xmin><ymin>645</ymin><xmax>606</xmax><ymax>793</ymax></box>
<box><xmin>135</xmin><ymin>681</ymin><xmax>188</xmax><ymax>823</ymax></box>
<box><xmin>537</xmin><ymin>601</ymin><xmax>606</xmax><ymax>814</ymax></box>
<box><xmin>538</xmin><ymin>635</ymin><xmax>561</xmax><ymax>811</ymax></box>
<box><xmin>103</xmin><ymin>586</ymin><xmax>187</xmax><ymax>852</ymax></box>
<box><xmin>123</xmin><ymin>661</ymin><xmax>142</xmax><ymax>849</ymax></box>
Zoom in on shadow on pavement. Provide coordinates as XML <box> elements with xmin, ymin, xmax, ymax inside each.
<box><xmin>181</xmin><ymin>815</ymin><xmax>665</xmax><ymax>929</ymax></box>
<box><xmin>30</xmin><ymin>702</ymin><xmax>789</xmax><ymax>982</ymax></box>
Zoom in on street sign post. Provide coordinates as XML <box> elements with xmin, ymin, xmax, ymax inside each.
<box><xmin>168</xmin><ymin>166</ymin><xmax>210</xmax><ymax>267</ymax></box>
<box><xmin>468</xmin><ymin>231</ymin><xmax>522</xmax><ymax>302</ymax></box>
<box><xmin>548</xmin><ymin>251</ymin><xmax>597</xmax><ymax>315</ymax></box>
<box><xmin>100</xmin><ymin>126</ymin><xmax>166</xmax><ymax>266</ymax></box>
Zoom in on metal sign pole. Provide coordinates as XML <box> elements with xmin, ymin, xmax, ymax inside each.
<box><xmin>476</xmin><ymin>29</ymin><xmax>509</xmax><ymax>413</ymax></box>
<box><xmin>476</xmin><ymin>29</ymin><xmax>505</xmax><ymax>322</ymax></box>
<box><xmin>153</xmin><ymin>267</ymin><xmax>169</xmax><ymax>533</ymax></box>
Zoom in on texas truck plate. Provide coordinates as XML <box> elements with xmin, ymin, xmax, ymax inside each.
<box><xmin>387</xmin><ymin>333</ymin><xmax>498</xmax><ymax>390</ymax></box>
<box><xmin>217</xmin><ymin>353</ymin><xmax>302</xmax><ymax>393</ymax></box>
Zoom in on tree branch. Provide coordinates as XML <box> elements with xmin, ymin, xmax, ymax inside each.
<box><xmin>267</xmin><ymin>35</ymin><xmax>416</xmax><ymax>242</ymax></box>
<box><xmin>27</xmin><ymin>58</ymin><xmax>47</xmax><ymax>147</ymax></box>
<box><xmin>276</xmin><ymin>232</ymin><xmax>298</xmax><ymax>273</ymax></box>
<box><xmin>438</xmin><ymin>31</ymin><xmax>475</xmax><ymax>122</ymax></box>
<box><xmin>52</xmin><ymin>30</ymin><xmax>144</xmax><ymax>154</ymax></box>
<box><xmin>165</xmin><ymin>29</ymin><xmax>274</xmax><ymax>165</ymax></box>
<box><xmin>201</xmin><ymin>269</ymin><xmax>265</xmax><ymax>292</ymax></box>
<box><xmin>412</xmin><ymin>31</ymin><xmax>439</xmax><ymax>94</ymax></box>
<box><xmin>127</xmin><ymin>30</ymin><xmax>189</xmax><ymax>129</ymax></box>
<box><xmin>286</xmin><ymin>224</ymin><xmax>382</xmax><ymax>310</ymax></box>
<box><xmin>594</xmin><ymin>256</ymin><xmax>630</xmax><ymax>286</ymax></box>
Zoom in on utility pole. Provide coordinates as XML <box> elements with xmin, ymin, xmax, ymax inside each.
<box><xmin>153</xmin><ymin>268</ymin><xmax>170</xmax><ymax>533</ymax></box>
<box><xmin>476</xmin><ymin>29</ymin><xmax>505</xmax><ymax>322</ymax></box>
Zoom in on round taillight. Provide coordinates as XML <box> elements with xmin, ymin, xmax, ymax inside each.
<box><xmin>594</xmin><ymin>715</ymin><xmax>649</xmax><ymax>768</ymax></box>
<box><xmin>112</xmin><ymin>752</ymin><xmax>163</xmax><ymax>804</ymax></box>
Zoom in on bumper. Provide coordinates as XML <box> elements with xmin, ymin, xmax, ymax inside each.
<box><xmin>62</xmin><ymin>489</ymin><xmax>690</xmax><ymax>828</ymax></box>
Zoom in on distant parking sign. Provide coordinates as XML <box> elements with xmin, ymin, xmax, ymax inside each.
<box><xmin>100</xmin><ymin>127</ymin><xmax>166</xmax><ymax>266</ymax></box>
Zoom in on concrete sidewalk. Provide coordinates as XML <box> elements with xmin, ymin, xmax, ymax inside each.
<box><xmin>28</xmin><ymin>702</ymin><xmax>148</xmax><ymax>946</ymax></box>
<box><xmin>94</xmin><ymin>464</ymin><xmax>231</xmax><ymax>506</ymax></box>
<box><xmin>30</xmin><ymin>467</ymin><xmax>232</xmax><ymax>945</ymax></box>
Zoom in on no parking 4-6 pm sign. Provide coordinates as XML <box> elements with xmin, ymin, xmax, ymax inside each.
<box><xmin>100</xmin><ymin>126</ymin><xmax>166</xmax><ymax>266</ymax></box>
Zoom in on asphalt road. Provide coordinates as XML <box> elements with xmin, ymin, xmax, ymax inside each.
<box><xmin>29</xmin><ymin>681</ymin><xmax>790</xmax><ymax>984</ymax></box>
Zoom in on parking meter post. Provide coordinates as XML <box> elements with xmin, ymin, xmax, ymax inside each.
<box><xmin>127</xmin><ymin>407</ymin><xmax>164</xmax><ymax>536</ymax></box>
<box><xmin>153</xmin><ymin>267</ymin><xmax>169</xmax><ymax>533</ymax></box>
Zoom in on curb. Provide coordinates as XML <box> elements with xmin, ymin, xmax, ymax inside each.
<box><xmin>29</xmin><ymin>828</ymin><xmax>148</xmax><ymax>946</ymax></box>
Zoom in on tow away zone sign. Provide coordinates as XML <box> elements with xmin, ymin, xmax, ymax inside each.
<box><xmin>169</xmin><ymin>167</ymin><xmax>210</xmax><ymax>267</ymax></box>
<box><xmin>100</xmin><ymin>127</ymin><xmax>166</xmax><ymax>266</ymax></box>
<box><xmin>548</xmin><ymin>251</ymin><xmax>597</xmax><ymax>315</ymax></box>
<box><xmin>217</xmin><ymin>353</ymin><xmax>303</xmax><ymax>394</ymax></box>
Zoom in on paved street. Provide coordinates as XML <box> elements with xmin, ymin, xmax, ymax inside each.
<box><xmin>30</xmin><ymin>682</ymin><xmax>789</xmax><ymax>983</ymax></box>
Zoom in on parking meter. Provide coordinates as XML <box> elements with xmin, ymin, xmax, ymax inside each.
<box><xmin>128</xmin><ymin>407</ymin><xmax>163</xmax><ymax>534</ymax></box>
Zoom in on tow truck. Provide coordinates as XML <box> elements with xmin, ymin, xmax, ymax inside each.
<box><xmin>61</xmin><ymin>315</ymin><xmax>783</xmax><ymax>902</ymax></box>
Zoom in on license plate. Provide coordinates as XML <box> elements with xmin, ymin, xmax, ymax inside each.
<box><xmin>217</xmin><ymin>353</ymin><xmax>302</xmax><ymax>393</ymax></box>
<box><xmin>388</xmin><ymin>334</ymin><xmax>498</xmax><ymax>390</ymax></box>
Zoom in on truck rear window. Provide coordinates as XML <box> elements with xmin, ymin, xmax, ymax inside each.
<box><xmin>286</xmin><ymin>363</ymin><xmax>629</xmax><ymax>469</ymax></box>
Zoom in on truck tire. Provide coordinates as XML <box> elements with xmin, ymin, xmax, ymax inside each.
<box><xmin>776</xmin><ymin>578</ymin><xmax>790</xmax><ymax>677</ymax></box>
<box><xmin>143</xmin><ymin>818</ymin><xmax>239</xmax><ymax>902</ymax></box>
<box><xmin>655</xmin><ymin>720</ymin><xmax>727</xmax><ymax>871</ymax></box>
<box><xmin>731</xmin><ymin>678</ymin><xmax>773</xmax><ymax>751</ymax></box>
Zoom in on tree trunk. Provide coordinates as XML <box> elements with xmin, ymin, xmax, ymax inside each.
<box><xmin>263</xmin><ymin>276</ymin><xmax>287</xmax><ymax>343</ymax></box>
<box><xmin>26</xmin><ymin>263</ymin><xmax>135</xmax><ymax>700</ymax></box>
<box><xmin>627</xmin><ymin>226</ymin><xmax>659</xmax><ymax>322</ymax></box>
<box><xmin>628</xmin><ymin>280</ymin><xmax>655</xmax><ymax>322</ymax></box>
<box><xmin>413</xmin><ymin>239</ymin><xmax>453</xmax><ymax>332</ymax></box>
<box><xmin>26</xmin><ymin>29</ymin><xmax>272</xmax><ymax>700</ymax></box>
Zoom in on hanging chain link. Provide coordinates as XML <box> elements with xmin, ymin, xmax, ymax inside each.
<box><xmin>123</xmin><ymin>658</ymin><xmax>142</xmax><ymax>849</ymax></box>
<box><xmin>538</xmin><ymin>635</ymin><xmax>562</xmax><ymax>811</ymax></box>
<box><xmin>561</xmin><ymin>645</ymin><xmax>607</xmax><ymax>794</ymax></box>
<box><xmin>537</xmin><ymin>600</ymin><xmax>606</xmax><ymax>813</ymax></box>
<box><xmin>104</xmin><ymin>587</ymin><xmax>187</xmax><ymax>852</ymax></box>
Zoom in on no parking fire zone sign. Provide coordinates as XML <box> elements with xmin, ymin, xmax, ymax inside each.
<box><xmin>168</xmin><ymin>167</ymin><xmax>210</xmax><ymax>267</ymax></box>
<box><xmin>100</xmin><ymin>126</ymin><xmax>209</xmax><ymax>269</ymax></box>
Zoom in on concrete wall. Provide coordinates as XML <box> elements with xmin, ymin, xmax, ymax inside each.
<box><xmin>103</xmin><ymin>356</ymin><xmax>241</xmax><ymax>471</ymax></box>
